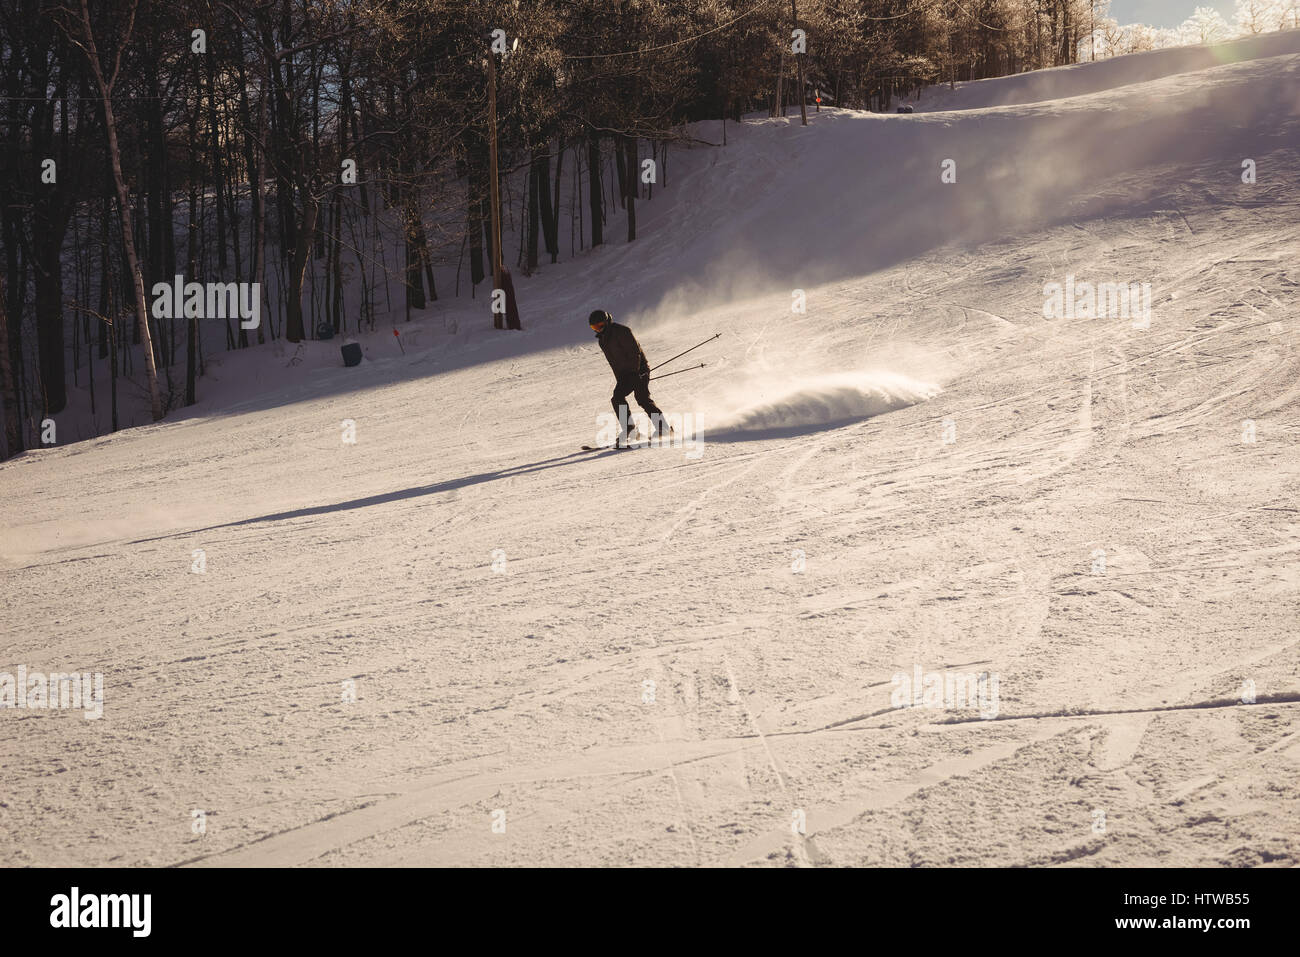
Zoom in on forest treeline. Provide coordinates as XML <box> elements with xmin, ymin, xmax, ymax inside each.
<box><xmin>0</xmin><ymin>0</ymin><xmax>1289</xmax><ymax>457</ymax></box>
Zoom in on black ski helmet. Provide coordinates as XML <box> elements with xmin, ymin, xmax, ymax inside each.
<box><xmin>588</xmin><ymin>309</ymin><xmax>611</xmax><ymax>327</ymax></box>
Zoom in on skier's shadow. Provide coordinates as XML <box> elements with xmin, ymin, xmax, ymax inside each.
<box><xmin>128</xmin><ymin>449</ymin><xmax>604</xmax><ymax>545</ymax></box>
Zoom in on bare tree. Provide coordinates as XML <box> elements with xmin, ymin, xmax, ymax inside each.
<box><xmin>66</xmin><ymin>0</ymin><xmax>163</xmax><ymax>421</ymax></box>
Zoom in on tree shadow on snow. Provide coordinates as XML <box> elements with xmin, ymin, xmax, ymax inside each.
<box><xmin>127</xmin><ymin>449</ymin><xmax>605</xmax><ymax>545</ymax></box>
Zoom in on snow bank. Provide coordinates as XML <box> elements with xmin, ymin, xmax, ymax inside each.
<box><xmin>709</xmin><ymin>371</ymin><xmax>940</xmax><ymax>439</ymax></box>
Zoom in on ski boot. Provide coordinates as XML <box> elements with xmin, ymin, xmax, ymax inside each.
<box><xmin>616</xmin><ymin>422</ymin><xmax>640</xmax><ymax>448</ymax></box>
<box><xmin>654</xmin><ymin>418</ymin><xmax>674</xmax><ymax>446</ymax></box>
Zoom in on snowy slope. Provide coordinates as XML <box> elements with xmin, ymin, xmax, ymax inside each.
<box><xmin>909</xmin><ymin>28</ymin><xmax>1300</xmax><ymax>111</ymax></box>
<box><xmin>1</xmin><ymin>40</ymin><xmax>1298</xmax><ymax>867</ymax></box>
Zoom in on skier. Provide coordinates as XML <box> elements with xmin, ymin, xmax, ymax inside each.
<box><xmin>589</xmin><ymin>310</ymin><xmax>671</xmax><ymax>447</ymax></box>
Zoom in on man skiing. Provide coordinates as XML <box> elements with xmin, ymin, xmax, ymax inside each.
<box><xmin>589</xmin><ymin>310</ymin><xmax>671</xmax><ymax>447</ymax></box>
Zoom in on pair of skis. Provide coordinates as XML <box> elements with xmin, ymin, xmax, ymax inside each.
<box><xmin>580</xmin><ymin>436</ymin><xmax>667</xmax><ymax>451</ymax></box>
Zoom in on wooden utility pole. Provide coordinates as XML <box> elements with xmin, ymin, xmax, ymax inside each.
<box><xmin>792</xmin><ymin>1</ymin><xmax>807</xmax><ymax>126</ymax></box>
<box><xmin>485</xmin><ymin>55</ymin><xmax>522</xmax><ymax>329</ymax></box>
<box><xmin>487</xmin><ymin>55</ymin><xmax>503</xmax><ymax>328</ymax></box>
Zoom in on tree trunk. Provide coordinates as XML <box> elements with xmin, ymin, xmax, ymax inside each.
<box><xmin>499</xmin><ymin>266</ymin><xmax>521</xmax><ymax>331</ymax></box>
<box><xmin>537</xmin><ymin>147</ymin><xmax>557</xmax><ymax>263</ymax></box>
<box><xmin>286</xmin><ymin>194</ymin><xmax>318</xmax><ymax>342</ymax></box>
<box><xmin>0</xmin><ymin>271</ymin><xmax>21</xmax><ymax>458</ymax></box>
<box><xmin>252</xmin><ymin>76</ymin><xmax>268</xmax><ymax>345</ymax></box>
<box><xmin>466</xmin><ymin>158</ymin><xmax>485</xmax><ymax>287</ymax></box>
<box><xmin>109</xmin><ymin>290</ymin><xmax>118</xmax><ymax>432</ymax></box>
<box><xmin>76</xmin><ymin>0</ymin><xmax>162</xmax><ymax>419</ymax></box>
<box><xmin>487</xmin><ymin>56</ymin><xmax>504</xmax><ymax>325</ymax></box>
<box><xmin>792</xmin><ymin>1</ymin><xmax>808</xmax><ymax>126</ymax></box>
<box><xmin>413</xmin><ymin>218</ymin><xmax>436</xmax><ymax>302</ymax></box>
<box><xmin>526</xmin><ymin>154</ymin><xmax>540</xmax><ymax>273</ymax></box>
<box><xmin>404</xmin><ymin>202</ymin><xmax>426</xmax><ymax>310</ymax></box>
<box><xmin>187</xmin><ymin>56</ymin><xmax>200</xmax><ymax>407</ymax></box>
<box><xmin>33</xmin><ymin>249</ymin><xmax>65</xmax><ymax>415</ymax></box>
<box><xmin>98</xmin><ymin>169</ymin><xmax>112</xmax><ymax>358</ymax></box>
<box><xmin>776</xmin><ymin>51</ymin><xmax>787</xmax><ymax>117</ymax></box>
<box><xmin>587</xmin><ymin>134</ymin><xmax>603</xmax><ymax>248</ymax></box>
<box><xmin>207</xmin><ymin>47</ymin><xmax>227</xmax><ymax>272</ymax></box>
<box><xmin>623</xmin><ymin>135</ymin><xmax>637</xmax><ymax>243</ymax></box>
<box><xmin>613</xmin><ymin>136</ymin><xmax>627</xmax><ymax>209</ymax></box>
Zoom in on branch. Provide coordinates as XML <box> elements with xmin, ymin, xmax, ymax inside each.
<box><xmin>107</xmin><ymin>0</ymin><xmax>141</xmax><ymax>90</ymax></box>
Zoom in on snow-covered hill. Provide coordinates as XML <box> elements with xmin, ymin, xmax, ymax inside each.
<box><xmin>908</xmin><ymin>28</ymin><xmax>1300</xmax><ymax>111</ymax></box>
<box><xmin>2</xmin><ymin>36</ymin><xmax>1298</xmax><ymax>866</ymax></box>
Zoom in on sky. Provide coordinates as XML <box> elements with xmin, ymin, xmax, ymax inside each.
<box><xmin>1107</xmin><ymin>0</ymin><xmax>1237</xmax><ymax>28</ymax></box>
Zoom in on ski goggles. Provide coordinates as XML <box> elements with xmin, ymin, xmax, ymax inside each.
<box><xmin>589</xmin><ymin>319</ymin><xmax>607</xmax><ymax>330</ymax></box>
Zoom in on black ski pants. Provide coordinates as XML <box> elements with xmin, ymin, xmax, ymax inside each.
<box><xmin>612</xmin><ymin>373</ymin><xmax>664</xmax><ymax>431</ymax></box>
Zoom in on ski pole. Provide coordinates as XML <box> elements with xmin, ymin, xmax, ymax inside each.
<box><xmin>649</xmin><ymin>333</ymin><xmax>720</xmax><ymax>373</ymax></box>
<box><xmin>649</xmin><ymin>362</ymin><xmax>705</xmax><ymax>382</ymax></box>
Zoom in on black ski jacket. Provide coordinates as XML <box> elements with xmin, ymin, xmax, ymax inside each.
<box><xmin>596</xmin><ymin>321</ymin><xmax>649</xmax><ymax>380</ymax></box>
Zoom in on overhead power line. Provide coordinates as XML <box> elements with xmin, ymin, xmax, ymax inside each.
<box><xmin>561</xmin><ymin>0</ymin><xmax>783</xmax><ymax>59</ymax></box>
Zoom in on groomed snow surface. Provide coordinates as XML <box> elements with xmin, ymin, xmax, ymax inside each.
<box><xmin>2</xmin><ymin>34</ymin><xmax>1299</xmax><ymax>866</ymax></box>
